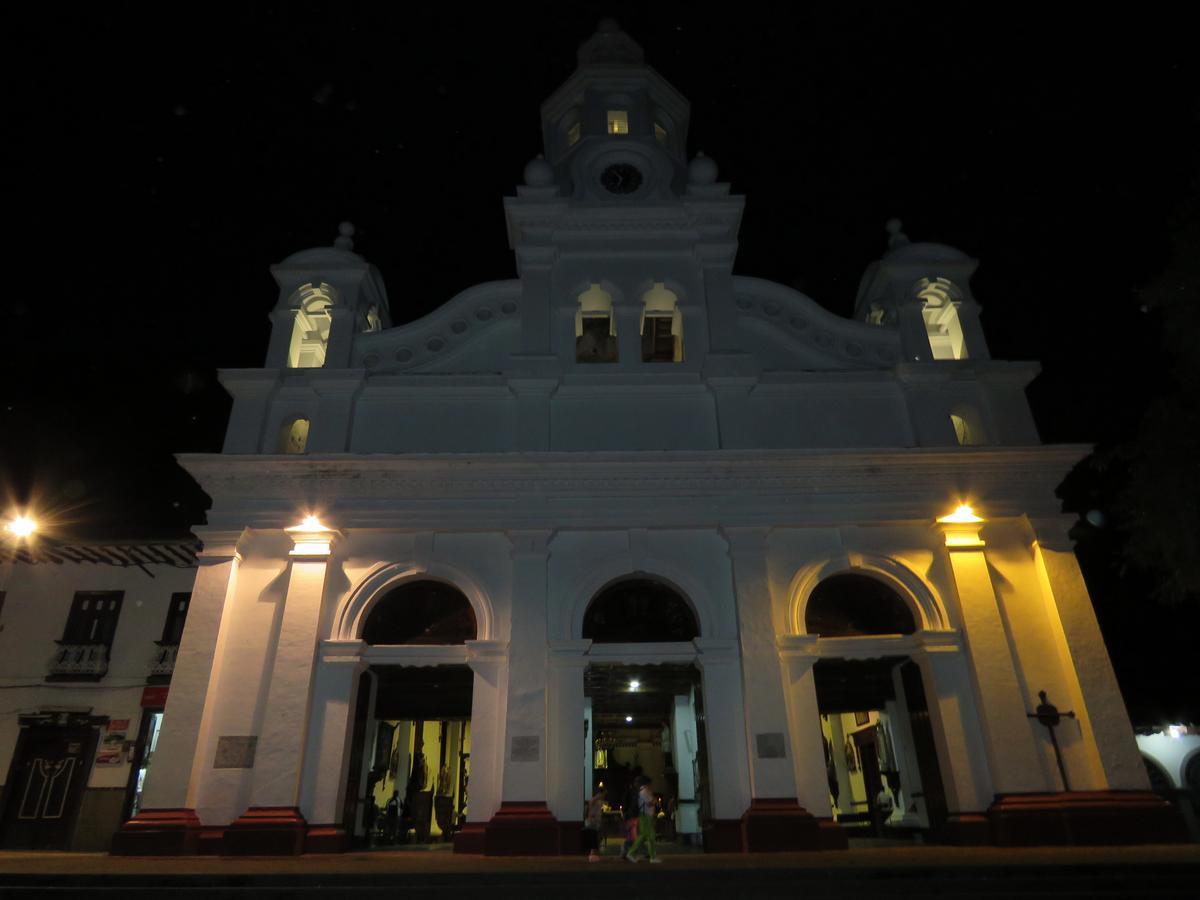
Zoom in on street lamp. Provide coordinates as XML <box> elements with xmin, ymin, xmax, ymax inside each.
<box><xmin>5</xmin><ymin>514</ymin><xmax>37</xmax><ymax>539</ymax></box>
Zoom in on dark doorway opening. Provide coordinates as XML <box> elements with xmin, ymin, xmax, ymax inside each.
<box><xmin>814</xmin><ymin>656</ymin><xmax>949</xmax><ymax>845</ymax></box>
<box><xmin>0</xmin><ymin>715</ymin><xmax>102</xmax><ymax>850</ymax></box>
<box><xmin>584</xmin><ymin>663</ymin><xmax>709</xmax><ymax>854</ymax></box>
<box><xmin>346</xmin><ymin>665</ymin><xmax>473</xmax><ymax>851</ymax></box>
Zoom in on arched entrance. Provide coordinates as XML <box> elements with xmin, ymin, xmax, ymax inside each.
<box><xmin>578</xmin><ymin>577</ymin><xmax>714</xmax><ymax>853</ymax></box>
<box><xmin>343</xmin><ymin>579</ymin><xmax>478</xmax><ymax>850</ymax></box>
<box><xmin>803</xmin><ymin>573</ymin><xmax>951</xmax><ymax>843</ymax></box>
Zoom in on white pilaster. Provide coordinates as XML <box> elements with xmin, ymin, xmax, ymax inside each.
<box><xmin>776</xmin><ymin>636</ymin><xmax>834</xmax><ymax>818</ymax></box>
<box><xmin>1030</xmin><ymin>517</ymin><xmax>1148</xmax><ymax>791</ymax></box>
<box><xmin>140</xmin><ymin>530</ymin><xmax>243</xmax><ymax>811</ymax></box>
<box><xmin>500</xmin><ymin>529</ymin><xmax>554</xmax><ymax>803</ymax></box>
<box><xmin>465</xmin><ymin>639</ymin><xmax>510</xmax><ymax>823</ymax></box>
<box><xmin>248</xmin><ymin>524</ymin><xmax>339</xmax><ymax>810</ymax></box>
<box><xmin>913</xmin><ymin>635</ymin><xmax>993</xmax><ymax>813</ymax></box>
<box><xmin>298</xmin><ymin>640</ymin><xmax>366</xmax><ymax>824</ymax></box>
<box><xmin>724</xmin><ymin>527</ymin><xmax>802</xmax><ymax>801</ymax></box>
<box><xmin>694</xmin><ymin>638</ymin><xmax>752</xmax><ymax>820</ymax></box>
<box><xmin>547</xmin><ymin>640</ymin><xmax>590</xmax><ymax>822</ymax></box>
<box><xmin>936</xmin><ymin>515</ymin><xmax>1045</xmax><ymax>793</ymax></box>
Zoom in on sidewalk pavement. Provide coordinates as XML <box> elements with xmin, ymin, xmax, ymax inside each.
<box><xmin>1</xmin><ymin>842</ymin><xmax>1197</xmax><ymax>875</ymax></box>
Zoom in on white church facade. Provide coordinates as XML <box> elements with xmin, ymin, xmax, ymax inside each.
<box><xmin>109</xmin><ymin>22</ymin><xmax>1181</xmax><ymax>855</ymax></box>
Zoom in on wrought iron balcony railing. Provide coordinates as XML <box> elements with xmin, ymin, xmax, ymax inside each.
<box><xmin>48</xmin><ymin>643</ymin><xmax>109</xmax><ymax>678</ymax></box>
<box><xmin>149</xmin><ymin>643</ymin><xmax>179</xmax><ymax>677</ymax></box>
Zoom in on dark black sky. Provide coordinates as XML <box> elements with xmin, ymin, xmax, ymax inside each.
<box><xmin>5</xmin><ymin>6</ymin><xmax>1198</xmax><ymax>720</ymax></box>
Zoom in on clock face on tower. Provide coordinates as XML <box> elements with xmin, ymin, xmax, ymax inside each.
<box><xmin>600</xmin><ymin>162</ymin><xmax>644</xmax><ymax>195</ymax></box>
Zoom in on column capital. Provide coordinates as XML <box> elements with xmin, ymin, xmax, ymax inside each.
<box><xmin>466</xmin><ymin>639</ymin><xmax>510</xmax><ymax>671</ymax></box>
<box><xmin>693</xmin><ymin>637</ymin><xmax>740</xmax><ymax>666</ymax></box>
<box><xmin>286</xmin><ymin>519</ymin><xmax>342</xmax><ymax>558</ymax></box>
<box><xmin>507</xmin><ymin>529</ymin><xmax>555</xmax><ymax>561</ymax></box>
<box><xmin>318</xmin><ymin>639</ymin><xmax>366</xmax><ymax>666</ymax></box>
<box><xmin>1027</xmin><ymin>515</ymin><xmax>1077</xmax><ymax>553</ymax></box>
<box><xmin>548</xmin><ymin>639</ymin><xmax>593</xmax><ymax>667</ymax></box>
<box><xmin>775</xmin><ymin>634</ymin><xmax>821</xmax><ymax>660</ymax></box>
<box><xmin>193</xmin><ymin>528</ymin><xmax>248</xmax><ymax>562</ymax></box>
<box><xmin>720</xmin><ymin>525</ymin><xmax>772</xmax><ymax>555</ymax></box>
<box><xmin>915</xmin><ymin>629</ymin><xmax>965</xmax><ymax>655</ymax></box>
<box><xmin>934</xmin><ymin>506</ymin><xmax>986</xmax><ymax>550</ymax></box>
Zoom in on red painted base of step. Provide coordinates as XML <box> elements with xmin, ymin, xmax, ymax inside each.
<box><xmin>740</xmin><ymin>798</ymin><xmax>824</xmax><ymax>852</ymax></box>
<box><xmin>483</xmin><ymin>802</ymin><xmax>561</xmax><ymax>856</ymax></box>
<box><xmin>223</xmin><ymin>806</ymin><xmax>307</xmax><ymax>856</ymax></box>
<box><xmin>110</xmin><ymin>808</ymin><xmax>201</xmax><ymax>856</ymax></box>
<box><xmin>989</xmin><ymin>791</ymin><xmax>1187</xmax><ymax>846</ymax></box>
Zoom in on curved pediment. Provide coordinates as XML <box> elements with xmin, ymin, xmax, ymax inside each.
<box><xmin>350</xmin><ymin>281</ymin><xmax>522</xmax><ymax>375</ymax></box>
<box><xmin>732</xmin><ymin>277</ymin><xmax>900</xmax><ymax>370</ymax></box>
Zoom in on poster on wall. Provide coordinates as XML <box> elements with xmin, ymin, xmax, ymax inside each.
<box><xmin>95</xmin><ymin>719</ymin><xmax>129</xmax><ymax>766</ymax></box>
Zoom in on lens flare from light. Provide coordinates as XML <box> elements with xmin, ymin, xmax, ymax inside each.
<box><xmin>6</xmin><ymin>515</ymin><xmax>36</xmax><ymax>538</ymax></box>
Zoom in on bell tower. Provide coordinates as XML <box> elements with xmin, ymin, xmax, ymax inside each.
<box><xmin>504</xmin><ymin>21</ymin><xmax>744</xmax><ymax>381</ymax></box>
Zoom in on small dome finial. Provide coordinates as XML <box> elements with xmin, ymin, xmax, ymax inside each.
<box><xmin>885</xmin><ymin>217</ymin><xmax>909</xmax><ymax>250</ymax></box>
<box><xmin>335</xmin><ymin>221</ymin><xmax>355</xmax><ymax>251</ymax></box>
<box><xmin>688</xmin><ymin>152</ymin><xmax>719</xmax><ymax>185</ymax></box>
<box><xmin>523</xmin><ymin>153</ymin><xmax>555</xmax><ymax>187</ymax></box>
<box><xmin>578</xmin><ymin>19</ymin><xmax>644</xmax><ymax>65</ymax></box>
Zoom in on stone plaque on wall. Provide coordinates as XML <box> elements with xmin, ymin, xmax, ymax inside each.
<box><xmin>510</xmin><ymin>735</ymin><xmax>540</xmax><ymax>762</ymax></box>
<box><xmin>214</xmin><ymin>735</ymin><xmax>258</xmax><ymax>769</ymax></box>
<box><xmin>755</xmin><ymin>732</ymin><xmax>786</xmax><ymax>759</ymax></box>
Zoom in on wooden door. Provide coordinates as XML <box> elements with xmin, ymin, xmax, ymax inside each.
<box><xmin>1</xmin><ymin>723</ymin><xmax>98</xmax><ymax>850</ymax></box>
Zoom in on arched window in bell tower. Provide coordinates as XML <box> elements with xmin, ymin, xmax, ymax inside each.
<box><xmin>287</xmin><ymin>282</ymin><xmax>337</xmax><ymax>368</ymax></box>
<box><xmin>279</xmin><ymin>416</ymin><xmax>310</xmax><ymax>454</ymax></box>
<box><xmin>607</xmin><ymin>109</ymin><xmax>630</xmax><ymax>135</ymax></box>
<box><xmin>640</xmin><ymin>283</ymin><xmax>682</xmax><ymax>362</ymax></box>
<box><xmin>916</xmin><ymin>277</ymin><xmax>967</xmax><ymax>361</ymax></box>
<box><xmin>575</xmin><ymin>284</ymin><xmax>617</xmax><ymax>363</ymax></box>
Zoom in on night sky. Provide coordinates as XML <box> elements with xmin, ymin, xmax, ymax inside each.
<box><xmin>5</xmin><ymin>6</ymin><xmax>1198</xmax><ymax>721</ymax></box>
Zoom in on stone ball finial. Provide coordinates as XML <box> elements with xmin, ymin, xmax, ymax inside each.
<box><xmin>688</xmin><ymin>152</ymin><xmax>719</xmax><ymax>185</ymax></box>
<box><xmin>335</xmin><ymin>221</ymin><xmax>355</xmax><ymax>251</ymax></box>
<box><xmin>885</xmin><ymin>217</ymin><xmax>909</xmax><ymax>250</ymax></box>
<box><xmin>523</xmin><ymin>154</ymin><xmax>555</xmax><ymax>187</ymax></box>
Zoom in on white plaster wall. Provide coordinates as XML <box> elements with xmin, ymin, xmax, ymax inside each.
<box><xmin>0</xmin><ymin>559</ymin><xmax>197</xmax><ymax>790</ymax></box>
<box><xmin>1137</xmin><ymin>733</ymin><xmax>1200</xmax><ymax>789</ymax></box>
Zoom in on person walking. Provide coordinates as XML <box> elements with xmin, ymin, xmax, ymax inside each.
<box><xmin>625</xmin><ymin>776</ymin><xmax>661</xmax><ymax>863</ymax></box>
<box><xmin>582</xmin><ymin>783</ymin><xmax>606</xmax><ymax>861</ymax></box>
<box><xmin>618</xmin><ymin>780</ymin><xmax>640</xmax><ymax>860</ymax></box>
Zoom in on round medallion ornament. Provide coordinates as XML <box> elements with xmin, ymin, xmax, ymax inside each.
<box><xmin>600</xmin><ymin>162</ymin><xmax>643</xmax><ymax>195</ymax></box>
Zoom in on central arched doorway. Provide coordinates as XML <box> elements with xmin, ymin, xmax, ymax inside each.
<box><xmin>805</xmin><ymin>573</ymin><xmax>950</xmax><ymax>843</ymax></box>
<box><xmin>343</xmin><ymin>579</ymin><xmax>478</xmax><ymax>850</ymax></box>
<box><xmin>580</xmin><ymin>577</ymin><xmax>712</xmax><ymax>853</ymax></box>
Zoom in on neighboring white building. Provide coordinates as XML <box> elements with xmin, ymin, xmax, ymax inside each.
<box><xmin>109</xmin><ymin>22</ymin><xmax>1183</xmax><ymax>855</ymax></box>
<box><xmin>0</xmin><ymin>539</ymin><xmax>197</xmax><ymax>850</ymax></box>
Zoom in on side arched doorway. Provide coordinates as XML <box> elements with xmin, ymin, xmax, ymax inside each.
<box><xmin>805</xmin><ymin>573</ymin><xmax>951</xmax><ymax>842</ymax></box>
<box><xmin>579</xmin><ymin>577</ymin><xmax>714</xmax><ymax>852</ymax></box>
<box><xmin>342</xmin><ymin>580</ymin><xmax>478</xmax><ymax>850</ymax></box>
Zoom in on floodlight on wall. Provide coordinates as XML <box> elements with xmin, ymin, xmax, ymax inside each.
<box><xmin>625</xmin><ymin>715</ymin><xmax>633</xmax><ymax>723</ymax></box>
<box><xmin>286</xmin><ymin>514</ymin><xmax>338</xmax><ymax>557</ymax></box>
<box><xmin>936</xmin><ymin>503</ymin><xmax>985</xmax><ymax>549</ymax></box>
<box><xmin>629</xmin><ymin>680</ymin><xmax>640</xmax><ymax>691</ymax></box>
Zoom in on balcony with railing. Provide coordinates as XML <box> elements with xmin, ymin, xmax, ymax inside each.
<box><xmin>148</xmin><ymin>643</ymin><xmax>179</xmax><ymax>682</ymax></box>
<box><xmin>47</xmin><ymin>643</ymin><xmax>109</xmax><ymax>681</ymax></box>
